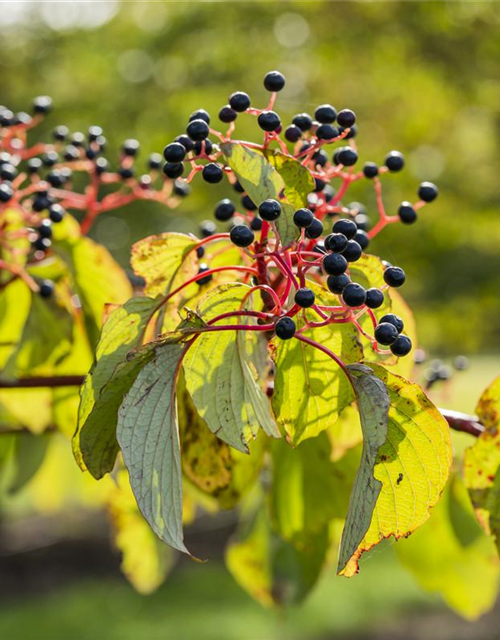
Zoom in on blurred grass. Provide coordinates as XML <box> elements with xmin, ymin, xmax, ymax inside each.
<box><xmin>0</xmin><ymin>549</ymin><xmax>435</xmax><ymax>640</ymax></box>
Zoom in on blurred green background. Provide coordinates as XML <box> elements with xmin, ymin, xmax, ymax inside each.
<box><xmin>1</xmin><ymin>0</ymin><xmax>499</xmax><ymax>355</ymax></box>
<box><xmin>1</xmin><ymin>2</ymin><xmax>500</xmax><ymax>638</ymax></box>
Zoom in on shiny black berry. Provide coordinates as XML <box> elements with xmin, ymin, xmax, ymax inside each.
<box><xmin>390</xmin><ymin>334</ymin><xmax>412</xmax><ymax>356</ymax></box>
<box><xmin>219</xmin><ymin>106</ymin><xmax>237</xmax><ymax>123</ymax></box>
<box><xmin>230</xmin><ymin>224</ymin><xmax>254</xmax><ymax>247</ymax></box>
<box><xmin>194</xmin><ymin>139</ymin><xmax>213</xmax><ymax>156</ymax></box>
<box><xmin>379</xmin><ymin>313</ymin><xmax>404</xmax><ymax>334</ymax></box>
<box><xmin>0</xmin><ymin>182</ymin><xmax>14</xmax><ymax>202</ymax></box>
<box><xmin>258</xmin><ymin>111</ymin><xmax>281</xmax><ymax>132</ymax></box>
<box><xmin>384</xmin><ymin>266</ymin><xmax>406</xmax><ymax>288</ymax></box>
<box><xmin>316</xmin><ymin>124</ymin><xmax>339</xmax><ymax>140</ymax></box>
<box><xmin>285</xmin><ymin>125</ymin><xmax>302</xmax><ymax>143</ymax></box>
<box><xmin>39</xmin><ymin>279</ymin><xmax>54</xmax><ymax>297</ymax></box>
<box><xmin>258</xmin><ymin>199</ymin><xmax>281</xmax><ymax>222</ymax></box>
<box><xmin>342</xmin><ymin>283</ymin><xmax>366</xmax><ymax>307</ymax></box>
<box><xmin>200</xmin><ymin>220</ymin><xmax>217</xmax><ymax>238</ymax></box>
<box><xmin>305</xmin><ymin>218</ymin><xmax>324</xmax><ymax>239</ymax></box>
<box><xmin>1</xmin><ymin>161</ymin><xmax>17</xmax><ymax>180</ymax></box>
<box><xmin>187</xmin><ymin>119</ymin><xmax>210</xmax><ymax>141</ymax></box>
<box><xmin>27</xmin><ymin>158</ymin><xmax>43</xmax><ymax>174</ymax></box>
<box><xmin>398</xmin><ymin>202</ymin><xmax>417</xmax><ymax>224</ymax></box>
<box><xmin>241</xmin><ymin>194</ymin><xmax>257</xmax><ymax>211</ymax></box>
<box><xmin>214</xmin><ymin>199</ymin><xmax>235</xmax><ymax>221</ymax></box>
<box><xmin>385</xmin><ymin>150</ymin><xmax>405</xmax><ymax>172</ymax></box>
<box><xmin>48</xmin><ymin>204</ymin><xmax>65</xmax><ymax>223</ymax></box>
<box><xmin>336</xmin><ymin>147</ymin><xmax>358</xmax><ymax>167</ymax></box>
<box><xmin>365</xmin><ymin>288</ymin><xmax>384</xmax><ymax>309</ymax></box>
<box><xmin>33</xmin><ymin>96</ymin><xmax>52</xmax><ymax>114</ymax></box>
<box><xmin>375</xmin><ymin>322</ymin><xmax>399</xmax><ymax>346</ymax></box>
<box><xmin>327</xmin><ymin>274</ymin><xmax>351</xmax><ymax>294</ymax></box>
<box><xmin>323</xmin><ymin>253</ymin><xmax>348</xmax><ymax>276</ymax></box>
<box><xmin>163</xmin><ymin>162</ymin><xmax>184</xmax><ymax>179</ymax></box>
<box><xmin>343</xmin><ymin>240</ymin><xmax>363</xmax><ymax>262</ymax></box>
<box><xmin>53</xmin><ymin>125</ymin><xmax>69</xmax><ymax>141</ymax></box>
<box><xmin>264</xmin><ymin>71</ymin><xmax>285</xmax><ymax>92</ymax></box>
<box><xmin>196</xmin><ymin>264</ymin><xmax>212</xmax><ymax>286</ymax></box>
<box><xmin>293</xmin><ymin>208</ymin><xmax>314</xmax><ymax>228</ymax></box>
<box><xmin>202</xmin><ymin>163</ymin><xmax>223</xmax><ymax>184</ymax></box>
<box><xmin>43</xmin><ymin>151</ymin><xmax>59</xmax><ymax>167</ymax></box>
<box><xmin>32</xmin><ymin>237</ymin><xmax>51</xmax><ymax>252</ymax></box>
<box><xmin>295</xmin><ymin>287</ymin><xmax>315</xmax><ymax>308</ymax></box>
<box><xmin>123</xmin><ymin>139</ymin><xmax>140</xmax><ymax>157</ymax></box>
<box><xmin>38</xmin><ymin>219</ymin><xmax>52</xmax><ymax>239</ymax></box>
<box><xmin>363</xmin><ymin>162</ymin><xmax>379</xmax><ymax>179</ymax></box>
<box><xmin>418</xmin><ymin>182</ymin><xmax>438</xmax><ymax>202</ymax></box>
<box><xmin>189</xmin><ymin>109</ymin><xmax>210</xmax><ymax>124</ymax></box>
<box><xmin>315</xmin><ymin>104</ymin><xmax>337</xmax><ymax>124</ymax></box>
<box><xmin>337</xmin><ymin>109</ymin><xmax>356</xmax><ymax>128</ymax></box>
<box><xmin>119</xmin><ymin>167</ymin><xmax>134</xmax><ymax>180</ymax></box>
<box><xmin>332</xmin><ymin>218</ymin><xmax>357</xmax><ymax>240</ymax></box>
<box><xmin>229</xmin><ymin>92</ymin><xmax>251</xmax><ymax>112</ymax></box>
<box><xmin>250</xmin><ymin>217</ymin><xmax>263</xmax><ymax>231</ymax></box>
<box><xmin>148</xmin><ymin>153</ymin><xmax>163</xmax><ymax>170</ymax></box>
<box><xmin>95</xmin><ymin>157</ymin><xmax>109</xmax><ymax>175</ymax></box>
<box><xmin>354</xmin><ymin>230</ymin><xmax>370</xmax><ymax>250</ymax></box>
<box><xmin>175</xmin><ymin>134</ymin><xmax>194</xmax><ymax>153</ymax></box>
<box><xmin>325</xmin><ymin>233</ymin><xmax>348</xmax><ymax>253</ymax></box>
<box><xmin>275</xmin><ymin>316</ymin><xmax>296</xmax><ymax>340</ymax></box>
<box><xmin>292</xmin><ymin>113</ymin><xmax>313</xmax><ymax>131</ymax></box>
<box><xmin>164</xmin><ymin>142</ymin><xmax>186</xmax><ymax>163</ymax></box>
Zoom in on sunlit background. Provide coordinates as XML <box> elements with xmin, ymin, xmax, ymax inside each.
<box><xmin>1</xmin><ymin>2</ymin><xmax>500</xmax><ymax>639</ymax></box>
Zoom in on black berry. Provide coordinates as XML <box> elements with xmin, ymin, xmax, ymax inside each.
<box><xmin>315</xmin><ymin>104</ymin><xmax>337</xmax><ymax>124</ymax></box>
<box><xmin>250</xmin><ymin>217</ymin><xmax>263</xmax><ymax>231</ymax></box>
<box><xmin>202</xmin><ymin>163</ymin><xmax>223</xmax><ymax>184</ymax></box>
<box><xmin>325</xmin><ymin>233</ymin><xmax>348</xmax><ymax>253</ymax></box>
<box><xmin>27</xmin><ymin>158</ymin><xmax>43</xmax><ymax>174</ymax></box>
<box><xmin>230</xmin><ymin>224</ymin><xmax>254</xmax><ymax>247</ymax></box>
<box><xmin>363</xmin><ymin>162</ymin><xmax>379</xmax><ymax>179</ymax></box>
<box><xmin>384</xmin><ymin>266</ymin><xmax>406</xmax><ymax>288</ymax></box>
<box><xmin>375</xmin><ymin>322</ymin><xmax>399</xmax><ymax>346</ymax></box>
<box><xmin>390</xmin><ymin>334</ymin><xmax>412</xmax><ymax>356</ymax></box>
<box><xmin>241</xmin><ymin>194</ymin><xmax>257</xmax><ymax>211</ymax></box>
<box><xmin>123</xmin><ymin>139</ymin><xmax>140</xmax><ymax>156</ymax></box>
<box><xmin>163</xmin><ymin>162</ymin><xmax>184</xmax><ymax>179</ymax></box>
<box><xmin>189</xmin><ymin>109</ymin><xmax>210</xmax><ymax>124</ymax></box>
<box><xmin>0</xmin><ymin>182</ymin><xmax>14</xmax><ymax>202</ymax></box>
<box><xmin>323</xmin><ymin>253</ymin><xmax>348</xmax><ymax>276</ymax></box>
<box><xmin>258</xmin><ymin>111</ymin><xmax>281</xmax><ymax>132</ymax></box>
<box><xmin>365</xmin><ymin>288</ymin><xmax>384</xmax><ymax>309</ymax></box>
<box><xmin>354</xmin><ymin>230</ymin><xmax>370</xmax><ymax>250</ymax></box>
<box><xmin>187</xmin><ymin>119</ymin><xmax>210</xmax><ymax>141</ymax></box>
<box><xmin>379</xmin><ymin>313</ymin><xmax>404</xmax><ymax>334</ymax></box>
<box><xmin>342</xmin><ymin>283</ymin><xmax>367</xmax><ymax>307</ymax></box>
<box><xmin>295</xmin><ymin>287</ymin><xmax>315</xmax><ymax>308</ymax></box>
<box><xmin>175</xmin><ymin>134</ymin><xmax>194</xmax><ymax>153</ymax></box>
<box><xmin>164</xmin><ymin>142</ymin><xmax>186</xmax><ymax>163</ymax></box>
<box><xmin>337</xmin><ymin>109</ymin><xmax>356</xmax><ymax>128</ymax></box>
<box><xmin>264</xmin><ymin>71</ymin><xmax>285</xmax><ymax>92</ymax></box>
<box><xmin>53</xmin><ymin>125</ymin><xmax>69</xmax><ymax>141</ymax></box>
<box><xmin>193</xmin><ymin>139</ymin><xmax>213</xmax><ymax>156</ymax></box>
<box><xmin>285</xmin><ymin>125</ymin><xmax>302</xmax><ymax>143</ymax></box>
<box><xmin>200</xmin><ymin>220</ymin><xmax>217</xmax><ymax>238</ymax></box>
<box><xmin>48</xmin><ymin>204</ymin><xmax>65</xmax><ymax>223</ymax></box>
<box><xmin>385</xmin><ymin>150</ymin><xmax>405</xmax><ymax>172</ymax></box>
<box><xmin>418</xmin><ymin>182</ymin><xmax>438</xmax><ymax>202</ymax></box>
<box><xmin>196</xmin><ymin>264</ymin><xmax>212</xmax><ymax>286</ymax></box>
<box><xmin>327</xmin><ymin>274</ymin><xmax>351</xmax><ymax>294</ymax></box>
<box><xmin>275</xmin><ymin>316</ymin><xmax>296</xmax><ymax>340</ymax></box>
<box><xmin>333</xmin><ymin>218</ymin><xmax>357</xmax><ymax>240</ymax></box>
<box><xmin>293</xmin><ymin>208</ymin><xmax>314</xmax><ymax>228</ymax></box>
<box><xmin>305</xmin><ymin>218</ymin><xmax>324</xmax><ymax>239</ymax></box>
<box><xmin>316</xmin><ymin>124</ymin><xmax>339</xmax><ymax>140</ymax></box>
<box><xmin>219</xmin><ymin>105</ymin><xmax>237</xmax><ymax>123</ymax></box>
<box><xmin>39</xmin><ymin>279</ymin><xmax>54</xmax><ymax>297</ymax></box>
<box><xmin>398</xmin><ymin>202</ymin><xmax>417</xmax><ymax>224</ymax></box>
<box><xmin>214</xmin><ymin>199</ymin><xmax>235</xmax><ymax>222</ymax></box>
<box><xmin>33</xmin><ymin>96</ymin><xmax>52</xmax><ymax>114</ymax></box>
<box><xmin>148</xmin><ymin>153</ymin><xmax>163</xmax><ymax>170</ymax></box>
<box><xmin>38</xmin><ymin>219</ymin><xmax>52</xmax><ymax>239</ymax></box>
<box><xmin>229</xmin><ymin>92</ymin><xmax>251</xmax><ymax>112</ymax></box>
<box><xmin>343</xmin><ymin>240</ymin><xmax>363</xmax><ymax>262</ymax></box>
<box><xmin>292</xmin><ymin>113</ymin><xmax>313</xmax><ymax>131</ymax></box>
<box><xmin>258</xmin><ymin>199</ymin><xmax>281</xmax><ymax>222</ymax></box>
<box><xmin>336</xmin><ymin>147</ymin><xmax>358</xmax><ymax>167</ymax></box>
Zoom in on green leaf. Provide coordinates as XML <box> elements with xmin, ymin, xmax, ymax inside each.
<box><xmin>397</xmin><ymin>474</ymin><xmax>500</xmax><ymax>620</ymax></box>
<box><xmin>3</xmin><ymin>290</ymin><xmax>73</xmax><ymax>377</ymax></box>
<box><xmin>337</xmin><ymin>364</ymin><xmax>390</xmax><ymax>574</ymax></box>
<box><xmin>183</xmin><ymin>283</ymin><xmax>278</xmax><ymax>453</ymax></box>
<box><xmin>271</xmin><ymin>281</ymin><xmax>362</xmax><ymax>445</ymax></box>
<box><xmin>131</xmin><ymin>232</ymin><xmax>198</xmax><ymax>298</ymax></box>
<box><xmin>226</xmin><ymin>505</ymin><xmax>329</xmax><ymax>607</ymax></box>
<box><xmin>5</xmin><ymin>432</ymin><xmax>50</xmax><ymax>494</ymax></box>
<box><xmin>338</xmin><ymin>363</ymin><xmax>452</xmax><ymax>576</ymax></box>
<box><xmin>75</xmin><ymin>296</ymin><xmax>158</xmax><ymax>478</ymax></box>
<box><xmin>0</xmin><ymin>280</ymin><xmax>31</xmax><ymax>371</ymax></box>
<box><xmin>270</xmin><ymin>433</ymin><xmax>359</xmax><ymax>543</ymax></box>
<box><xmin>178</xmin><ymin>375</ymin><xmax>265</xmax><ymax>509</ymax></box>
<box><xmin>463</xmin><ymin>375</ymin><xmax>500</xmax><ymax>550</ymax></box>
<box><xmin>117</xmin><ymin>337</ymin><xmax>194</xmax><ymax>554</ymax></box>
<box><xmin>221</xmin><ymin>142</ymin><xmax>314</xmax><ymax>247</ymax></box>
<box><xmin>55</xmin><ymin>233</ymin><xmax>132</xmax><ymax>347</ymax></box>
<box><xmin>108</xmin><ymin>469</ymin><xmax>174</xmax><ymax>595</ymax></box>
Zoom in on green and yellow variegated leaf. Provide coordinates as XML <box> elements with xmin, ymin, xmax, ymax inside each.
<box><xmin>75</xmin><ymin>296</ymin><xmax>158</xmax><ymax>478</ymax></box>
<box><xmin>108</xmin><ymin>469</ymin><xmax>174</xmax><ymax>595</ymax></box>
<box><xmin>183</xmin><ymin>283</ymin><xmax>278</xmax><ymax>453</ymax></box>
<box><xmin>397</xmin><ymin>474</ymin><xmax>500</xmax><ymax>620</ymax></box>
<box><xmin>271</xmin><ymin>281</ymin><xmax>362</xmax><ymax>446</ymax></box>
<box><xmin>338</xmin><ymin>363</ymin><xmax>452</xmax><ymax>576</ymax></box>
<box><xmin>221</xmin><ymin>142</ymin><xmax>314</xmax><ymax>247</ymax></box>
<box><xmin>463</xmin><ymin>375</ymin><xmax>500</xmax><ymax>550</ymax></box>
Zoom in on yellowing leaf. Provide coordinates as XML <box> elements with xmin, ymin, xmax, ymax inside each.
<box><xmin>271</xmin><ymin>282</ymin><xmax>362</xmax><ymax>445</ymax></box>
<box><xmin>221</xmin><ymin>142</ymin><xmax>314</xmax><ymax>247</ymax></box>
<box><xmin>463</xmin><ymin>375</ymin><xmax>500</xmax><ymax>550</ymax></box>
<box><xmin>0</xmin><ymin>280</ymin><xmax>31</xmax><ymax>371</ymax></box>
<box><xmin>108</xmin><ymin>469</ymin><xmax>174</xmax><ymax>594</ymax></box>
<box><xmin>183</xmin><ymin>283</ymin><xmax>278</xmax><ymax>453</ymax></box>
<box><xmin>397</xmin><ymin>474</ymin><xmax>500</xmax><ymax>620</ymax></box>
<box><xmin>338</xmin><ymin>363</ymin><xmax>452</xmax><ymax>576</ymax></box>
